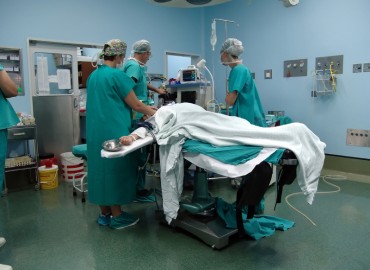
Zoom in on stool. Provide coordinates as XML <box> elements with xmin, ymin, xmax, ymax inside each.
<box><xmin>71</xmin><ymin>144</ymin><xmax>88</xmax><ymax>202</ymax></box>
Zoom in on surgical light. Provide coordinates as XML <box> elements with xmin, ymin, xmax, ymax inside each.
<box><xmin>149</xmin><ymin>0</ymin><xmax>231</xmax><ymax>8</ymax></box>
<box><xmin>186</xmin><ymin>0</ymin><xmax>212</xmax><ymax>5</ymax></box>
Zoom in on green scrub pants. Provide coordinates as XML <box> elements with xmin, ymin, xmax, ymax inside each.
<box><xmin>0</xmin><ymin>129</ymin><xmax>8</xmax><ymax>193</ymax></box>
<box><xmin>136</xmin><ymin>147</ymin><xmax>148</xmax><ymax>192</ymax></box>
<box><xmin>132</xmin><ymin>119</ymin><xmax>149</xmax><ymax>192</ymax></box>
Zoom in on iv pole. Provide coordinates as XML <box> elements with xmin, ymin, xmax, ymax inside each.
<box><xmin>211</xmin><ymin>18</ymin><xmax>238</xmax><ymax>115</ymax></box>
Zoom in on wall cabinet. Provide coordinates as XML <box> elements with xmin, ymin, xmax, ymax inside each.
<box><xmin>78</xmin><ymin>61</ymin><xmax>96</xmax><ymax>88</ymax></box>
<box><xmin>0</xmin><ymin>46</ymin><xmax>24</xmax><ymax>96</ymax></box>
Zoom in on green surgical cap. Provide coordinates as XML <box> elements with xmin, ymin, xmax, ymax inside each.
<box><xmin>220</xmin><ymin>38</ymin><xmax>244</xmax><ymax>57</ymax></box>
<box><xmin>132</xmin><ymin>40</ymin><xmax>151</xmax><ymax>53</ymax></box>
<box><xmin>100</xmin><ymin>39</ymin><xmax>127</xmax><ymax>58</ymax></box>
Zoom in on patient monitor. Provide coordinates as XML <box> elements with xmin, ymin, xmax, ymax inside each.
<box><xmin>179</xmin><ymin>65</ymin><xmax>200</xmax><ymax>84</ymax></box>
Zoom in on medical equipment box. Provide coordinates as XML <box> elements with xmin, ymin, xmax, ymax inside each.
<box><xmin>179</xmin><ymin>65</ymin><xmax>200</xmax><ymax>84</ymax></box>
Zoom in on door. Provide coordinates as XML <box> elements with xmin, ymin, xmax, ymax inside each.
<box><xmin>28</xmin><ymin>40</ymin><xmax>80</xmax><ymax>160</ymax></box>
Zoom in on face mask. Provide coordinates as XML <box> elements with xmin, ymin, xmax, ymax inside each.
<box><xmin>128</xmin><ymin>57</ymin><xmax>146</xmax><ymax>67</ymax></box>
<box><xmin>221</xmin><ymin>60</ymin><xmax>243</xmax><ymax>66</ymax></box>
<box><xmin>221</xmin><ymin>53</ymin><xmax>242</xmax><ymax>66</ymax></box>
<box><xmin>116</xmin><ymin>58</ymin><xmax>125</xmax><ymax>70</ymax></box>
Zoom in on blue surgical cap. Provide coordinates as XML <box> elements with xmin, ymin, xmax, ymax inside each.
<box><xmin>132</xmin><ymin>40</ymin><xmax>151</xmax><ymax>53</ymax></box>
<box><xmin>220</xmin><ymin>38</ymin><xmax>244</xmax><ymax>57</ymax></box>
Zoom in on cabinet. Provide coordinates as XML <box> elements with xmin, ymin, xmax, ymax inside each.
<box><xmin>78</xmin><ymin>61</ymin><xmax>96</xmax><ymax>88</ymax></box>
<box><xmin>165</xmin><ymin>83</ymin><xmax>212</xmax><ymax>109</ymax></box>
<box><xmin>0</xmin><ymin>46</ymin><xmax>24</xmax><ymax>96</ymax></box>
<box><xmin>3</xmin><ymin>125</ymin><xmax>39</xmax><ymax>194</ymax></box>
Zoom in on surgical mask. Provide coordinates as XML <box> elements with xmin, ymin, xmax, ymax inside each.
<box><xmin>128</xmin><ymin>57</ymin><xmax>146</xmax><ymax>67</ymax></box>
<box><xmin>221</xmin><ymin>59</ymin><xmax>243</xmax><ymax>66</ymax></box>
<box><xmin>221</xmin><ymin>54</ymin><xmax>242</xmax><ymax>66</ymax></box>
<box><xmin>116</xmin><ymin>59</ymin><xmax>125</xmax><ymax>70</ymax></box>
<box><xmin>91</xmin><ymin>52</ymin><xmax>103</xmax><ymax>68</ymax></box>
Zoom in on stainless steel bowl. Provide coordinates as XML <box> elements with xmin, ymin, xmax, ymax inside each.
<box><xmin>102</xmin><ymin>139</ymin><xmax>122</xmax><ymax>152</ymax></box>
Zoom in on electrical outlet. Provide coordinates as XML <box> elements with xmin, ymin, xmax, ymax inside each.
<box><xmin>315</xmin><ymin>55</ymin><xmax>343</xmax><ymax>74</ymax></box>
<box><xmin>267</xmin><ymin>110</ymin><xmax>285</xmax><ymax>116</ymax></box>
<box><xmin>353</xmin><ymin>64</ymin><xmax>362</xmax><ymax>73</ymax></box>
<box><xmin>363</xmin><ymin>63</ymin><xmax>370</xmax><ymax>72</ymax></box>
<box><xmin>264</xmin><ymin>69</ymin><xmax>272</xmax><ymax>79</ymax></box>
<box><xmin>284</xmin><ymin>59</ymin><xmax>307</xmax><ymax>77</ymax></box>
<box><xmin>346</xmin><ymin>129</ymin><xmax>370</xmax><ymax>147</ymax></box>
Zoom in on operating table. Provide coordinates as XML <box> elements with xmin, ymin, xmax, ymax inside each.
<box><xmin>101</xmin><ymin>131</ymin><xmax>298</xmax><ymax>249</ymax></box>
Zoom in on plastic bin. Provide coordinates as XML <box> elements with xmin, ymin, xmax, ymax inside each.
<box><xmin>38</xmin><ymin>165</ymin><xmax>58</xmax><ymax>189</ymax></box>
<box><xmin>60</xmin><ymin>152</ymin><xmax>84</xmax><ymax>182</ymax></box>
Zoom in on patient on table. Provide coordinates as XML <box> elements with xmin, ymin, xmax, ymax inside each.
<box><xmin>117</xmin><ymin>102</ymin><xmax>326</xmax><ymax>225</ymax></box>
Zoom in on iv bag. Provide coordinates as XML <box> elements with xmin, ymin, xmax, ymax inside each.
<box><xmin>210</xmin><ymin>20</ymin><xmax>217</xmax><ymax>51</ymax></box>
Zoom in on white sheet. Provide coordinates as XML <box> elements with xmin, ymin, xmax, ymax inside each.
<box><xmin>153</xmin><ymin>103</ymin><xmax>326</xmax><ymax>223</ymax></box>
<box><xmin>183</xmin><ymin>147</ymin><xmax>278</xmax><ymax>178</ymax></box>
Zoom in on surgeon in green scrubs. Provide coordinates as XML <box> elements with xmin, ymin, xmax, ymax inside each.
<box><xmin>221</xmin><ymin>38</ymin><xmax>267</xmax><ymax>127</ymax></box>
<box><xmin>221</xmin><ymin>38</ymin><xmax>267</xmax><ymax>213</ymax></box>
<box><xmin>123</xmin><ymin>40</ymin><xmax>166</xmax><ymax>201</ymax></box>
<box><xmin>86</xmin><ymin>39</ymin><xmax>157</xmax><ymax>229</ymax></box>
<box><xmin>0</xmin><ymin>63</ymin><xmax>19</xmax><ymax>270</ymax></box>
<box><xmin>123</xmin><ymin>40</ymin><xmax>166</xmax><ymax>116</ymax></box>
<box><xmin>0</xmin><ymin>64</ymin><xmax>19</xmax><ymax>195</ymax></box>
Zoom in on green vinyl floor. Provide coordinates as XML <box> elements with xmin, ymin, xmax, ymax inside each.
<box><xmin>1</xmin><ymin>172</ymin><xmax>370</xmax><ymax>270</ymax></box>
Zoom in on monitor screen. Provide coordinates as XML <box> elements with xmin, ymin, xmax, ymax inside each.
<box><xmin>182</xmin><ymin>69</ymin><xmax>197</xmax><ymax>82</ymax></box>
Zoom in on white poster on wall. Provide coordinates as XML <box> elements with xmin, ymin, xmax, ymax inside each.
<box><xmin>57</xmin><ymin>69</ymin><xmax>71</xmax><ymax>89</ymax></box>
<box><xmin>36</xmin><ymin>56</ymin><xmax>50</xmax><ymax>93</ymax></box>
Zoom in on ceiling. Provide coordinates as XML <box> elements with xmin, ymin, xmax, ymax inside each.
<box><xmin>147</xmin><ymin>0</ymin><xmax>232</xmax><ymax>8</ymax></box>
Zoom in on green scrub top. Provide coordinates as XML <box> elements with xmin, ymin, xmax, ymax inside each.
<box><xmin>228</xmin><ymin>64</ymin><xmax>267</xmax><ymax>127</ymax></box>
<box><xmin>123</xmin><ymin>59</ymin><xmax>148</xmax><ymax>101</ymax></box>
<box><xmin>86</xmin><ymin>64</ymin><xmax>137</xmax><ymax>205</ymax></box>
<box><xmin>123</xmin><ymin>59</ymin><xmax>148</xmax><ymax>121</ymax></box>
<box><xmin>0</xmin><ymin>64</ymin><xmax>19</xmax><ymax>130</ymax></box>
<box><xmin>1</xmin><ymin>64</ymin><xmax>20</xmax><ymax>191</ymax></box>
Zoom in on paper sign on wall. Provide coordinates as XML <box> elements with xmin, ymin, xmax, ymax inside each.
<box><xmin>37</xmin><ymin>56</ymin><xmax>50</xmax><ymax>92</ymax></box>
<box><xmin>57</xmin><ymin>69</ymin><xmax>71</xmax><ymax>89</ymax></box>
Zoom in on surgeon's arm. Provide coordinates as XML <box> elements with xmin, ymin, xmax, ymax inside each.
<box><xmin>0</xmin><ymin>69</ymin><xmax>18</xmax><ymax>98</ymax></box>
<box><xmin>147</xmin><ymin>83</ymin><xmax>166</xmax><ymax>95</ymax></box>
<box><xmin>225</xmin><ymin>90</ymin><xmax>238</xmax><ymax>106</ymax></box>
<box><xmin>125</xmin><ymin>90</ymin><xmax>157</xmax><ymax>116</ymax></box>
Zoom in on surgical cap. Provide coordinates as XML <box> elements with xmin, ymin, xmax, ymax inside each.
<box><xmin>100</xmin><ymin>39</ymin><xmax>127</xmax><ymax>58</ymax></box>
<box><xmin>132</xmin><ymin>40</ymin><xmax>151</xmax><ymax>53</ymax></box>
<box><xmin>220</xmin><ymin>38</ymin><xmax>244</xmax><ymax>57</ymax></box>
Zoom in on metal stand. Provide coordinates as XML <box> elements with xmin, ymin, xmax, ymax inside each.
<box><xmin>158</xmin><ymin>168</ymin><xmax>238</xmax><ymax>249</ymax></box>
<box><xmin>156</xmin><ymin>150</ymin><xmax>298</xmax><ymax>249</ymax></box>
<box><xmin>171</xmin><ymin>210</ymin><xmax>238</xmax><ymax>249</ymax></box>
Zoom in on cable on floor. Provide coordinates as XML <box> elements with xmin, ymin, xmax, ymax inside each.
<box><xmin>284</xmin><ymin>174</ymin><xmax>347</xmax><ymax>226</ymax></box>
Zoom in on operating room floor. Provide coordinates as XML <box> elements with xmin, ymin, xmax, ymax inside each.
<box><xmin>1</xmin><ymin>172</ymin><xmax>370</xmax><ymax>270</ymax></box>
